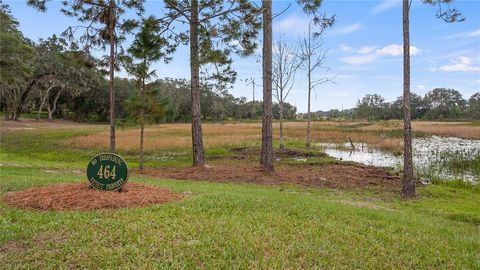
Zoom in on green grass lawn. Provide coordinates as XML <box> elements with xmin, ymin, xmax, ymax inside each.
<box><xmin>1</xmin><ymin>122</ymin><xmax>479</xmax><ymax>269</ymax></box>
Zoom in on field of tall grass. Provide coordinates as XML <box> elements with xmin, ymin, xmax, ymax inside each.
<box><xmin>65</xmin><ymin>121</ymin><xmax>480</xmax><ymax>155</ymax></box>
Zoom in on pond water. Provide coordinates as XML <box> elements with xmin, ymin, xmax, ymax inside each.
<box><xmin>318</xmin><ymin>136</ymin><xmax>480</xmax><ymax>183</ymax></box>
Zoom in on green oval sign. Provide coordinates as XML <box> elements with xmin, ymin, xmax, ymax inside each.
<box><xmin>87</xmin><ymin>153</ymin><xmax>129</xmax><ymax>191</ymax></box>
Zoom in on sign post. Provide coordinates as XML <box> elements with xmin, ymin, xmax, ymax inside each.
<box><xmin>87</xmin><ymin>153</ymin><xmax>129</xmax><ymax>192</ymax></box>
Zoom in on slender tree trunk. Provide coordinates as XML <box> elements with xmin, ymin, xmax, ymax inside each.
<box><xmin>47</xmin><ymin>90</ymin><xmax>62</xmax><ymax>121</ymax></box>
<box><xmin>47</xmin><ymin>106</ymin><xmax>52</xmax><ymax>120</ymax></box>
<box><xmin>66</xmin><ymin>96</ymin><xmax>73</xmax><ymax>120</ymax></box>
<box><xmin>306</xmin><ymin>41</ymin><xmax>312</xmax><ymax>148</ymax></box>
<box><xmin>139</xmin><ymin>76</ymin><xmax>145</xmax><ymax>171</ymax></box>
<box><xmin>261</xmin><ymin>0</ymin><xmax>274</xmax><ymax>171</ymax></box>
<box><xmin>3</xmin><ymin>98</ymin><xmax>8</xmax><ymax>120</ymax></box>
<box><xmin>279</xmin><ymin>100</ymin><xmax>284</xmax><ymax>150</ymax></box>
<box><xmin>4</xmin><ymin>106</ymin><xmax>8</xmax><ymax>121</ymax></box>
<box><xmin>253</xmin><ymin>82</ymin><xmax>255</xmax><ymax>102</ymax></box>
<box><xmin>402</xmin><ymin>0</ymin><xmax>415</xmax><ymax>199</ymax></box>
<box><xmin>109</xmin><ymin>0</ymin><xmax>116</xmax><ymax>153</ymax></box>
<box><xmin>306</xmin><ymin>89</ymin><xmax>311</xmax><ymax>148</ymax></box>
<box><xmin>37</xmin><ymin>100</ymin><xmax>45</xmax><ymax>121</ymax></box>
<box><xmin>37</xmin><ymin>86</ymin><xmax>54</xmax><ymax>121</ymax></box>
<box><xmin>190</xmin><ymin>0</ymin><xmax>205</xmax><ymax>166</ymax></box>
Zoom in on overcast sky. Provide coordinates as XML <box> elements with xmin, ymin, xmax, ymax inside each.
<box><xmin>7</xmin><ymin>0</ymin><xmax>480</xmax><ymax>112</ymax></box>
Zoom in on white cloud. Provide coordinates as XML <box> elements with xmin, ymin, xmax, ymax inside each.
<box><xmin>445</xmin><ymin>28</ymin><xmax>480</xmax><ymax>39</ymax></box>
<box><xmin>439</xmin><ymin>64</ymin><xmax>479</xmax><ymax>72</ymax></box>
<box><xmin>377</xmin><ymin>44</ymin><xmax>421</xmax><ymax>56</ymax></box>
<box><xmin>340</xmin><ymin>54</ymin><xmax>378</xmax><ymax>65</ymax></box>
<box><xmin>372</xmin><ymin>0</ymin><xmax>401</xmax><ymax>13</ymax></box>
<box><xmin>275</xmin><ymin>14</ymin><xmax>309</xmax><ymax>34</ymax></box>
<box><xmin>437</xmin><ymin>56</ymin><xmax>480</xmax><ymax>72</ymax></box>
<box><xmin>339</xmin><ymin>44</ymin><xmax>421</xmax><ymax>65</ymax></box>
<box><xmin>357</xmin><ymin>46</ymin><xmax>376</xmax><ymax>54</ymax></box>
<box><xmin>467</xmin><ymin>29</ymin><xmax>480</xmax><ymax>37</ymax></box>
<box><xmin>339</xmin><ymin>44</ymin><xmax>353</xmax><ymax>52</ymax></box>
<box><xmin>332</xmin><ymin>23</ymin><xmax>363</xmax><ymax>35</ymax></box>
<box><xmin>376</xmin><ymin>45</ymin><xmax>402</xmax><ymax>56</ymax></box>
<box><xmin>457</xmin><ymin>56</ymin><xmax>471</xmax><ymax>65</ymax></box>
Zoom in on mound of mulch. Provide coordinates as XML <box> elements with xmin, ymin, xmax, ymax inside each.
<box><xmin>142</xmin><ymin>163</ymin><xmax>401</xmax><ymax>192</ymax></box>
<box><xmin>3</xmin><ymin>183</ymin><xmax>180</xmax><ymax>211</ymax></box>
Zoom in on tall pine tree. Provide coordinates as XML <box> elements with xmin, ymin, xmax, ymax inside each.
<box><xmin>261</xmin><ymin>0</ymin><xmax>334</xmax><ymax>171</ymax></box>
<box><xmin>159</xmin><ymin>0</ymin><xmax>261</xmax><ymax>166</ymax></box>
<box><xmin>121</xmin><ymin>16</ymin><xmax>173</xmax><ymax>170</ymax></box>
<box><xmin>401</xmin><ymin>0</ymin><xmax>464</xmax><ymax>199</ymax></box>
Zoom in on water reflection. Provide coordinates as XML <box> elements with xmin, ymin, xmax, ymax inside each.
<box><xmin>318</xmin><ymin>136</ymin><xmax>480</xmax><ymax>183</ymax></box>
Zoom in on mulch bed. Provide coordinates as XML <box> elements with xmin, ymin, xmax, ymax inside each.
<box><xmin>3</xmin><ymin>183</ymin><xmax>180</xmax><ymax>211</ymax></box>
<box><xmin>141</xmin><ymin>163</ymin><xmax>401</xmax><ymax>192</ymax></box>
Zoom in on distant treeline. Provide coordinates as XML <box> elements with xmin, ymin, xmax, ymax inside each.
<box><xmin>73</xmin><ymin>77</ymin><xmax>298</xmax><ymax>123</ymax></box>
<box><xmin>299</xmin><ymin>88</ymin><xmax>480</xmax><ymax>121</ymax></box>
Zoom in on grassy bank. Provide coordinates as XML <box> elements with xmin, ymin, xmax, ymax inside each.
<box><xmin>1</xmin><ymin>168</ymin><xmax>479</xmax><ymax>268</ymax></box>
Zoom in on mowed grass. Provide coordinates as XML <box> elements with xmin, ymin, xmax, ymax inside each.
<box><xmin>1</xmin><ymin>119</ymin><xmax>480</xmax><ymax>268</ymax></box>
<box><xmin>65</xmin><ymin>120</ymin><xmax>480</xmax><ymax>155</ymax></box>
<box><xmin>1</xmin><ymin>169</ymin><xmax>480</xmax><ymax>268</ymax></box>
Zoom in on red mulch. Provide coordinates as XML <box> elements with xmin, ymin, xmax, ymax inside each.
<box><xmin>3</xmin><ymin>183</ymin><xmax>180</xmax><ymax>211</ymax></box>
<box><xmin>141</xmin><ymin>163</ymin><xmax>401</xmax><ymax>192</ymax></box>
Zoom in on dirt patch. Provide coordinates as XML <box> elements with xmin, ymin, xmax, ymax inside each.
<box><xmin>142</xmin><ymin>163</ymin><xmax>400</xmax><ymax>191</ymax></box>
<box><xmin>0</xmin><ymin>240</ymin><xmax>27</xmax><ymax>260</ymax></box>
<box><xmin>3</xmin><ymin>183</ymin><xmax>180</xmax><ymax>211</ymax></box>
<box><xmin>231</xmin><ymin>146</ymin><xmax>327</xmax><ymax>158</ymax></box>
<box><xmin>0</xmin><ymin>119</ymin><xmax>93</xmax><ymax>131</ymax></box>
<box><xmin>335</xmin><ymin>199</ymin><xmax>395</xmax><ymax>211</ymax></box>
<box><xmin>208</xmin><ymin>147</ymin><xmax>328</xmax><ymax>162</ymax></box>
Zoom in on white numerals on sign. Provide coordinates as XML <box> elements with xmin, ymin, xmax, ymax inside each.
<box><xmin>96</xmin><ymin>165</ymin><xmax>117</xmax><ymax>180</ymax></box>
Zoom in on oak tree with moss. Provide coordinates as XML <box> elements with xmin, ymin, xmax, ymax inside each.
<box><xmin>27</xmin><ymin>0</ymin><xmax>144</xmax><ymax>153</ymax></box>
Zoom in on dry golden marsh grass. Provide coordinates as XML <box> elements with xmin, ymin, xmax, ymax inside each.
<box><xmin>65</xmin><ymin>121</ymin><xmax>480</xmax><ymax>154</ymax></box>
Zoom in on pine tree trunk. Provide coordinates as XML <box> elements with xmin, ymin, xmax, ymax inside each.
<box><xmin>139</xmin><ymin>77</ymin><xmax>145</xmax><ymax>171</ymax></box>
<box><xmin>108</xmin><ymin>0</ymin><xmax>116</xmax><ymax>153</ymax></box>
<box><xmin>140</xmin><ymin>124</ymin><xmax>144</xmax><ymax>168</ymax></box>
<box><xmin>190</xmin><ymin>0</ymin><xmax>205</xmax><ymax>167</ymax></box>
<box><xmin>279</xmin><ymin>100</ymin><xmax>284</xmax><ymax>150</ymax></box>
<box><xmin>261</xmin><ymin>0</ymin><xmax>274</xmax><ymax>171</ymax></box>
<box><xmin>402</xmin><ymin>0</ymin><xmax>415</xmax><ymax>199</ymax></box>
